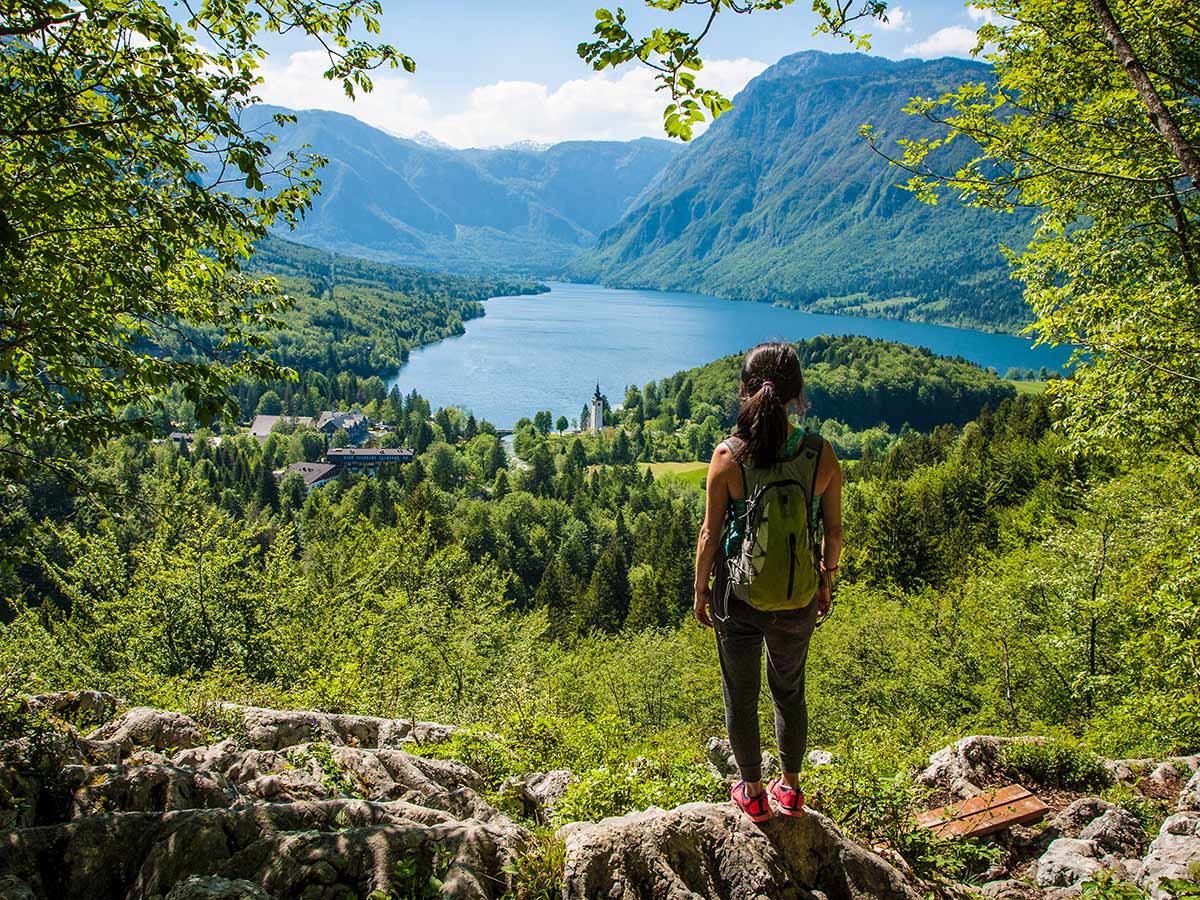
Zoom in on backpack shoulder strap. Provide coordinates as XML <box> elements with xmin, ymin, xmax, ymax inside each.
<box><xmin>720</xmin><ymin>435</ymin><xmax>749</xmax><ymax>500</ymax></box>
<box><xmin>805</xmin><ymin>431</ymin><xmax>824</xmax><ymax>505</ymax></box>
<box><xmin>777</xmin><ymin>430</ymin><xmax>823</xmax><ymax>504</ymax></box>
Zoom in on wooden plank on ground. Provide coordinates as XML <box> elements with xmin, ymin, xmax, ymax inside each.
<box><xmin>916</xmin><ymin>783</ymin><xmax>1049</xmax><ymax>839</ymax></box>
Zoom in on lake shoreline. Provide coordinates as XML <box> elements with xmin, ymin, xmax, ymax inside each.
<box><xmin>388</xmin><ymin>282</ymin><xmax>1072</xmax><ymax>426</ymax></box>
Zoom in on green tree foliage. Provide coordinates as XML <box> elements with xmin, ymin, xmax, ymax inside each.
<box><xmin>579</xmin><ymin>540</ymin><xmax>631</xmax><ymax>634</ymax></box>
<box><xmin>578</xmin><ymin>0</ymin><xmax>888</xmax><ymax>139</ymax></box>
<box><xmin>524</xmin><ymin>444</ymin><xmax>557</xmax><ymax>497</ymax></box>
<box><xmin>680</xmin><ymin>336</ymin><xmax>1016</xmax><ymax>432</ymax></box>
<box><xmin>255</xmin><ymin>392</ymin><xmax>284</xmax><ymax>416</ymax></box>
<box><xmin>0</xmin><ymin>0</ymin><xmax>406</xmax><ymax>482</ymax></box>
<box><xmin>872</xmin><ymin>0</ymin><xmax>1200</xmax><ymax>449</ymax></box>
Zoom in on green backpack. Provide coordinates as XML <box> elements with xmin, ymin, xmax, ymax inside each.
<box><xmin>721</xmin><ymin>429</ymin><xmax>824</xmax><ymax>611</ymax></box>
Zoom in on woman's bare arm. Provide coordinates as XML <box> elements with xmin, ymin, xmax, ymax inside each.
<box><xmin>816</xmin><ymin>440</ymin><xmax>843</xmax><ymax>615</ymax></box>
<box><xmin>694</xmin><ymin>442</ymin><xmax>736</xmax><ymax>627</ymax></box>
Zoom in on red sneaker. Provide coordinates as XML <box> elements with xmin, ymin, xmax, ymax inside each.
<box><xmin>731</xmin><ymin>781</ymin><xmax>772</xmax><ymax>823</ymax></box>
<box><xmin>768</xmin><ymin>778</ymin><xmax>805</xmax><ymax>817</ymax></box>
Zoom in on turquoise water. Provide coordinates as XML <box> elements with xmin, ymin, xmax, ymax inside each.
<box><xmin>388</xmin><ymin>282</ymin><xmax>1072</xmax><ymax>427</ymax></box>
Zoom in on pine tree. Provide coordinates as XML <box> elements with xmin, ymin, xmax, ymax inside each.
<box><xmin>535</xmin><ymin>556</ymin><xmax>576</xmax><ymax>642</ymax></box>
<box><xmin>614</xmin><ymin>508</ymin><xmax>631</xmax><ymax>563</ymax></box>
<box><xmin>525</xmin><ymin>443</ymin><xmax>556</xmax><ymax>497</ymax></box>
<box><xmin>581</xmin><ymin>540</ymin><xmax>630</xmax><ymax>633</ymax></box>
<box><xmin>612</xmin><ymin>429</ymin><xmax>630</xmax><ymax>464</ymax></box>
<box><xmin>255</xmin><ymin>463</ymin><xmax>279</xmax><ymax>513</ymax></box>
<box><xmin>626</xmin><ymin>562</ymin><xmax>673</xmax><ymax>630</ymax></box>
<box><xmin>486</xmin><ymin>439</ymin><xmax>508</xmax><ymax>480</ymax></box>
<box><xmin>403</xmin><ymin>458</ymin><xmax>426</xmax><ymax>493</ymax></box>
<box><xmin>566</xmin><ymin>439</ymin><xmax>588</xmax><ymax>474</ymax></box>
<box><xmin>492</xmin><ymin>469</ymin><xmax>510</xmax><ymax>499</ymax></box>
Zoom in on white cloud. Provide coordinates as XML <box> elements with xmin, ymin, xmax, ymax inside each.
<box><xmin>903</xmin><ymin>25</ymin><xmax>980</xmax><ymax>58</ymax></box>
<box><xmin>256</xmin><ymin>51</ymin><xmax>768</xmax><ymax>148</ymax></box>
<box><xmin>876</xmin><ymin>6</ymin><xmax>911</xmax><ymax>31</ymax></box>
<box><xmin>256</xmin><ymin>50</ymin><xmax>434</xmax><ymax>132</ymax></box>
<box><xmin>966</xmin><ymin>5</ymin><xmax>1000</xmax><ymax>23</ymax></box>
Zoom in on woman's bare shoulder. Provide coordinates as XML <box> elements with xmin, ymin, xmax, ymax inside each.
<box><xmin>816</xmin><ymin>435</ymin><xmax>841</xmax><ymax>491</ymax></box>
<box><xmin>710</xmin><ymin>437</ymin><xmax>737</xmax><ymax>468</ymax></box>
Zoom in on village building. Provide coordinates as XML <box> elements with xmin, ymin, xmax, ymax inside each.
<box><xmin>279</xmin><ymin>461</ymin><xmax>339</xmax><ymax>493</ymax></box>
<box><xmin>249</xmin><ymin>414</ymin><xmax>314</xmax><ymax>442</ymax></box>
<box><xmin>325</xmin><ymin>446</ymin><xmax>414</xmax><ymax>476</ymax></box>
<box><xmin>315</xmin><ymin>409</ymin><xmax>369</xmax><ymax>444</ymax></box>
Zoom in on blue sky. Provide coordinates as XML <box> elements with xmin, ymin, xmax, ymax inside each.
<box><xmin>254</xmin><ymin>0</ymin><xmax>991</xmax><ymax>147</ymax></box>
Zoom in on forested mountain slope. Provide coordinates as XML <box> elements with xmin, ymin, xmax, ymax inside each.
<box><xmin>150</xmin><ymin>238</ymin><xmax>545</xmax><ymax>380</ymax></box>
<box><xmin>648</xmin><ymin>336</ymin><xmax>1017</xmax><ymax>432</ymax></box>
<box><xmin>568</xmin><ymin>52</ymin><xmax>1035</xmax><ymax>331</ymax></box>
<box><xmin>240</xmin><ymin>107</ymin><xmax>681</xmax><ymax>275</ymax></box>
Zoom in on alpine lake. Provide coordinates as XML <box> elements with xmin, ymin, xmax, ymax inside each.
<box><xmin>387</xmin><ymin>282</ymin><xmax>1073</xmax><ymax>428</ymax></box>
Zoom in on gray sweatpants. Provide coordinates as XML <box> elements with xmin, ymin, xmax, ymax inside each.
<box><xmin>716</xmin><ymin>593</ymin><xmax>818</xmax><ymax>783</ymax></box>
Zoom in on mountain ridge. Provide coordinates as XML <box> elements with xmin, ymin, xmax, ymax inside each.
<box><xmin>243</xmin><ymin>105</ymin><xmax>682</xmax><ymax>276</ymax></box>
<box><xmin>567</xmin><ymin>50</ymin><xmax>1035</xmax><ymax>332</ymax></box>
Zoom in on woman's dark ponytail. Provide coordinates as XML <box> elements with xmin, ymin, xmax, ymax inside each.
<box><xmin>733</xmin><ymin>342</ymin><xmax>804</xmax><ymax>467</ymax></box>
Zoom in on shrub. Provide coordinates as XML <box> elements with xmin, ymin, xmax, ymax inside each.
<box><xmin>552</xmin><ymin>755</ymin><xmax>725</xmax><ymax>825</ymax></box>
<box><xmin>1081</xmin><ymin>869</ymin><xmax>1200</xmax><ymax>899</ymax></box>
<box><xmin>999</xmin><ymin>739</ymin><xmax>1112</xmax><ymax>791</ymax></box>
<box><xmin>1102</xmin><ymin>782</ymin><xmax>1170</xmax><ymax>837</ymax></box>
<box><xmin>804</xmin><ymin>750</ymin><xmax>999</xmax><ymax>880</ymax></box>
<box><xmin>368</xmin><ymin>842</ymin><xmax>453</xmax><ymax>900</ymax></box>
<box><xmin>502</xmin><ymin>828</ymin><xmax>567</xmax><ymax>900</ymax></box>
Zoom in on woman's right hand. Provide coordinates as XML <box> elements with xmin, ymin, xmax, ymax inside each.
<box><xmin>816</xmin><ymin>581</ymin><xmax>831</xmax><ymax>618</ymax></box>
<box><xmin>694</xmin><ymin>586</ymin><xmax>713</xmax><ymax>627</ymax></box>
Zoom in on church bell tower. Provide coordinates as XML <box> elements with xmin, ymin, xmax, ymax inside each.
<box><xmin>590</xmin><ymin>383</ymin><xmax>604</xmax><ymax>433</ymax></box>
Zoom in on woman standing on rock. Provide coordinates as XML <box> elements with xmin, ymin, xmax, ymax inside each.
<box><xmin>693</xmin><ymin>340</ymin><xmax>843</xmax><ymax>822</ymax></box>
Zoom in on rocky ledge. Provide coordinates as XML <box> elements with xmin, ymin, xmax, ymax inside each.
<box><xmin>915</xmin><ymin>735</ymin><xmax>1200</xmax><ymax>900</ymax></box>
<box><xmin>0</xmin><ymin>696</ymin><xmax>927</xmax><ymax>900</ymax></box>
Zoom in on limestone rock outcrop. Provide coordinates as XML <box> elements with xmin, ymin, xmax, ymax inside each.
<box><xmin>705</xmin><ymin>735</ymin><xmax>780</xmax><ymax>783</ymax></box>
<box><xmin>916</xmin><ymin>735</ymin><xmax>1045</xmax><ymax>799</ymax></box>
<box><xmin>1136</xmin><ymin>768</ymin><xmax>1200</xmax><ymax>899</ymax></box>
<box><xmin>558</xmin><ymin>801</ymin><xmax>921</xmax><ymax>900</ymax></box>
<box><xmin>87</xmin><ymin>706</ymin><xmax>204</xmax><ymax>754</ymax></box>
<box><xmin>0</xmin><ymin>702</ymin><xmax>520</xmax><ymax>900</ymax></box>
<box><xmin>500</xmin><ymin>768</ymin><xmax>577</xmax><ymax>824</ymax></box>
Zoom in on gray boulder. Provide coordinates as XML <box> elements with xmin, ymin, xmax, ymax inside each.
<box><xmin>226</xmin><ymin>704</ymin><xmax>457</xmax><ymax>751</ymax></box>
<box><xmin>1178</xmin><ymin>768</ymin><xmax>1200</xmax><ymax>813</ymax></box>
<box><xmin>170</xmin><ymin>738</ymin><xmax>500</xmax><ymax>823</ymax></box>
<box><xmin>705</xmin><ymin>736</ymin><xmax>780</xmax><ymax>782</ymax></box>
<box><xmin>164</xmin><ymin>876</ymin><xmax>276</xmax><ymax>900</ymax></box>
<box><xmin>1106</xmin><ymin>758</ymin><xmax>1156</xmax><ymax>786</ymax></box>
<box><xmin>1035</xmin><ymin>838</ymin><xmax>1106</xmax><ymax>888</ymax></box>
<box><xmin>500</xmin><ymin>769</ymin><xmax>577</xmax><ymax>824</ymax></box>
<box><xmin>0</xmin><ymin>798</ymin><xmax>520</xmax><ymax>900</ymax></box>
<box><xmin>978</xmin><ymin>880</ymin><xmax>1043</xmax><ymax>900</ymax></box>
<box><xmin>1079</xmin><ymin>807</ymin><xmax>1146</xmax><ymax>856</ymax></box>
<box><xmin>558</xmin><ymin>802</ymin><xmax>921</xmax><ymax>900</ymax></box>
<box><xmin>61</xmin><ymin>763</ymin><xmax>238</xmax><ymax>817</ymax></box>
<box><xmin>917</xmin><ymin>736</ymin><xmax>1044</xmax><ymax>799</ymax></box>
<box><xmin>1052</xmin><ymin>797</ymin><xmax>1116</xmax><ymax>837</ymax></box>
<box><xmin>1137</xmin><ymin>812</ymin><xmax>1200</xmax><ymax>900</ymax></box>
<box><xmin>87</xmin><ymin>707</ymin><xmax>203</xmax><ymax>755</ymax></box>
<box><xmin>1139</xmin><ymin>761</ymin><xmax>1189</xmax><ymax>801</ymax></box>
<box><xmin>808</xmin><ymin>750</ymin><xmax>834</xmax><ymax>767</ymax></box>
<box><xmin>24</xmin><ymin>690</ymin><xmax>122</xmax><ymax>724</ymax></box>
